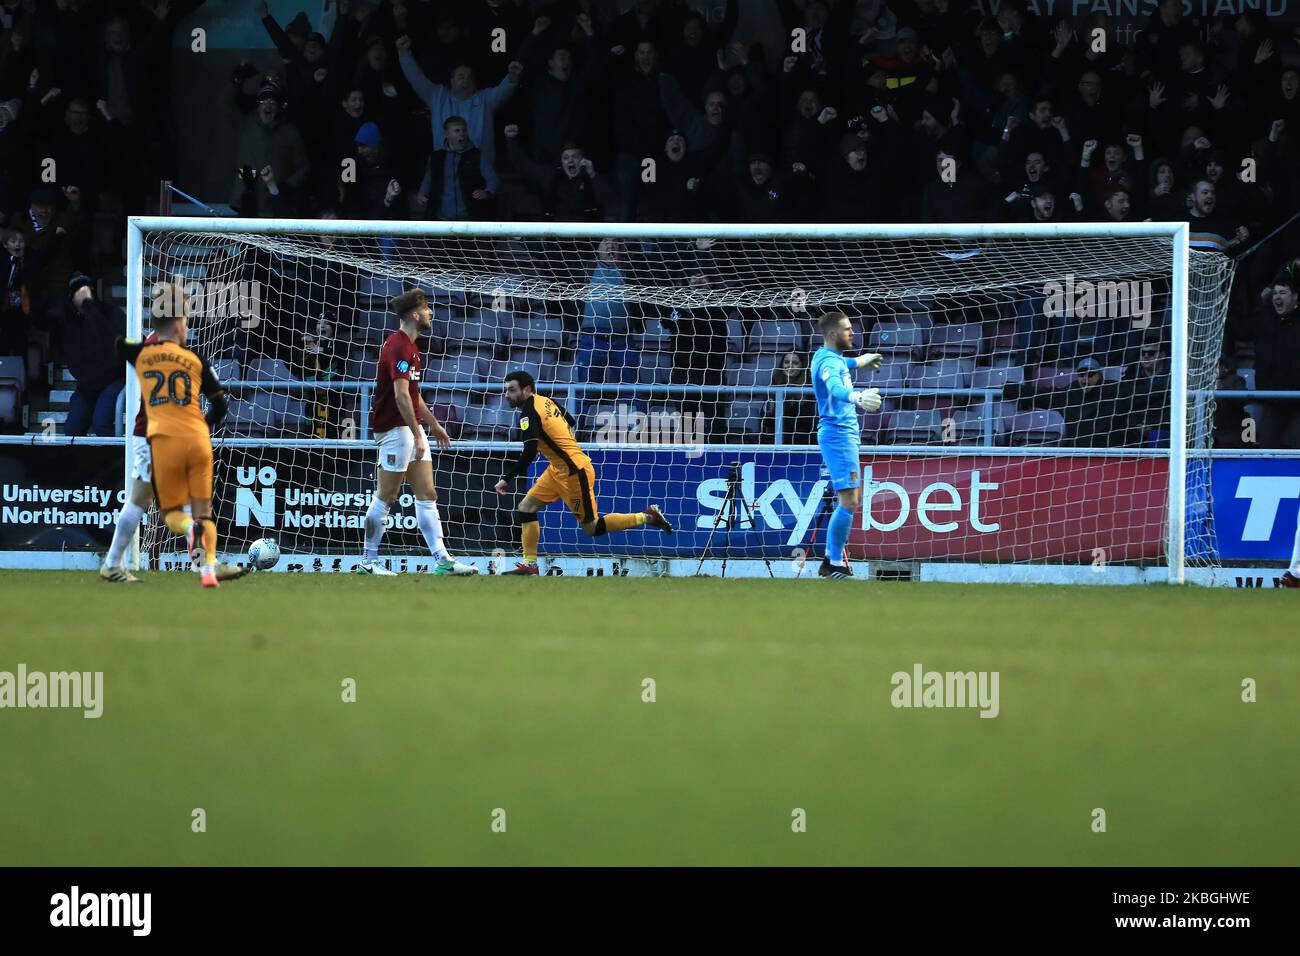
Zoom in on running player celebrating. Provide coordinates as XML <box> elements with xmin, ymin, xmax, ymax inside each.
<box><xmin>493</xmin><ymin>370</ymin><xmax>672</xmax><ymax>574</ymax></box>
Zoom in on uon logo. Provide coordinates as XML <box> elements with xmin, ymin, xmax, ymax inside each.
<box><xmin>236</xmin><ymin>465</ymin><xmax>278</xmax><ymax>527</ymax></box>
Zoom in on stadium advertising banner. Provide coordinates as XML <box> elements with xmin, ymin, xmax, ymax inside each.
<box><xmin>1208</xmin><ymin>457</ymin><xmax>1300</xmax><ymax>560</ymax></box>
<box><xmin>0</xmin><ymin>444</ymin><xmax>124</xmax><ymax>552</ymax></box>
<box><xmin>3</xmin><ymin>444</ymin><xmax>1296</xmax><ymax>565</ymax></box>
<box><xmin>218</xmin><ymin>446</ymin><xmax>1171</xmax><ymax>563</ymax></box>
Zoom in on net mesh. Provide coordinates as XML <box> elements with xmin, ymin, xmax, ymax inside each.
<box><xmin>132</xmin><ymin>225</ymin><xmax>1234</xmax><ymax>576</ymax></box>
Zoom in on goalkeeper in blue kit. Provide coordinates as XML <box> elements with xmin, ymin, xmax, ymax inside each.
<box><xmin>810</xmin><ymin>311</ymin><xmax>883</xmax><ymax>578</ymax></box>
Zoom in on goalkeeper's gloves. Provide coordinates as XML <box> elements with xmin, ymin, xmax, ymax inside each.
<box><xmin>849</xmin><ymin>388</ymin><xmax>882</xmax><ymax>412</ymax></box>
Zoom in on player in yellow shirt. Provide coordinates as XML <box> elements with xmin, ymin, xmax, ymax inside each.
<box><xmin>115</xmin><ymin>282</ymin><xmax>240</xmax><ymax>588</ymax></box>
<box><xmin>492</xmin><ymin>370</ymin><xmax>672</xmax><ymax>574</ymax></box>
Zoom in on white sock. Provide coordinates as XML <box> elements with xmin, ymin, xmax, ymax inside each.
<box><xmin>1290</xmin><ymin>515</ymin><xmax>1300</xmax><ymax>576</ymax></box>
<box><xmin>364</xmin><ymin>498</ymin><xmax>390</xmax><ymax>560</ymax></box>
<box><xmin>416</xmin><ymin>499</ymin><xmax>451</xmax><ymax>563</ymax></box>
<box><xmin>106</xmin><ymin>501</ymin><xmax>146</xmax><ymax>567</ymax></box>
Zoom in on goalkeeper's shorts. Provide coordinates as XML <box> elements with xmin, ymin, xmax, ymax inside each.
<box><xmin>818</xmin><ymin>432</ymin><xmax>861</xmax><ymax>492</ymax></box>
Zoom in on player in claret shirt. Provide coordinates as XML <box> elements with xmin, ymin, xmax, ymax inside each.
<box><xmin>356</xmin><ymin>289</ymin><xmax>477</xmax><ymax>576</ymax></box>
<box><xmin>493</xmin><ymin>369</ymin><xmax>673</xmax><ymax>575</ymax></box>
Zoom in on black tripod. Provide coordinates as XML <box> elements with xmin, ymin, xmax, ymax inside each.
<box><xmin>694</xmin><ymin>462</ymin><xmax>774</xmax><ymax>578</ymax></box>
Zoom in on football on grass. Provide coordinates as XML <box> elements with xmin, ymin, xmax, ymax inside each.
<box><xmin>247</xmin><ymin>538</ymin><xmax>281</xmax><ymax>571</ymax></box>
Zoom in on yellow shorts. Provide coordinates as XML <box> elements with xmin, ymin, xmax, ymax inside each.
<box><xmin>149</xmin><ymin>433</ymin><xmax>214</xmax><ymax>511</ymax></box>
<box><xmin>527</xmin><ymin>463</ymin><xmax>598</xmax><ymax>524</ymax></box>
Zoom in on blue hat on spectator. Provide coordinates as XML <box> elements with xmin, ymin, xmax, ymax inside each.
<box><xmin>1076</xmin><ymin>357</ymin><xmax>1102</xmax><ymax>374</ymax></box>
<box><xmin>355</xmin><ymin>122</ymin><xmax>381</xmax><ymax>147</ymax></box>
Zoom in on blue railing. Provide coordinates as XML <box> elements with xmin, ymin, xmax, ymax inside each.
<box><xmin>207</xmin><ymin>379</ymin><xmax>1300</xmax><ymax>445</ymax></box>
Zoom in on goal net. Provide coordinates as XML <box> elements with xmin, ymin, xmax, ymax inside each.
<box><xmin>126</xmin><ymin>220</ymin><xmax>1233</xmax><ymax>583</ymax></box>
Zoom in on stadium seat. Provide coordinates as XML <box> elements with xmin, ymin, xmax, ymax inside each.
<box><xmin>636</xmin><ymin>351</ymin><xmax>672</xmax><ymax>385</ymax></box>
<box><xmin>447</xmin><ymin>309</ymin><xmax>504</xmax><ymax>350</ymax></box>
<box><xmin>425</xmin><ymin>354</ymin><xmax>482</xmax><ymax>382</ymax></box>
<box><xmin>868</xmin><ymin>321</ymin><xmax>926</xmax><ymax>358</ymax></box>
<box><xmin>460</xmin><ymin>402</ymin><xmax>513</xmax><ymax>440</ymax></box>
<box><xmin>1237</xmin><ymin>367</ymin><xmax>1255</xmax><ymax>391</ymax></box>
<box><xmin>210</xmin><ymin>358</ymin><xmax>241</xmax><ymax>385</ymax></box>
<box><xmin>726</xmin><ymin>316</ymin><xmax>747</xmax><ymax>354</ymax></box>
<box><xmin>0</xmin><ymin>355</ymin><xmax>27</xmax><ymax>392</ymax></box>
<box><xmin>1005</xmin><ymin>410</ymin><xmax>1067</xmax><ymax>445</ymax></box>
<box><xmin>247</xmin><ymin>358</ymin><xmax>294</xmax><ymax>382</ymax></box>
<box><xmin>429</xmin><ymin>401</ymin><xmax>462</xmax><ymax>439</ymax></box>
<box><xmin>884</xmin><ymin>409</ymin><xmax>941</xmax><ymax>444</ymax></box>
<box><xmin>726</xmin><ymin>399</ymin><xmax>767</xmax><ymax>437</ymax></box>
<box><xmin>228</xmin><ymin>394</ymin><xmax>302</xmax><ymax>435</ymax></box>
<box><xmin>352</xmin><ymin>309</ymin><xmax>392</xmax><ymax>344</ymax></box>
<box><xmin>636</xmin><ymin>318</ymin><xmax>671</xmax><ymax>354</ymax></box>
<box><xmin>0</xmin><ymin>356</ymin><xmax>21</xmax><ymax>427</ymax></box>
<box><xmin>859</xmin><ymin>410</ymin><xmax>886</xmax><ymax>443</ymax></box>
<box><xmin>949</xmin><ymin>406</ymin><xmax>993</xmax><ymax>444</ymax></box>
<box><xmin>969</xmin><ymin>365</ymin><xmax>1025</xmax><ymax>391</ymax></box>
<box><xmin>906</xmin><ymin>358</ymin><xmax>974</xmax><ymax>392</ymax></box>
<box><xmin>506</xmin><ymin>348</ymin><xmax>561</xmax><ymax>384</ymax></box>
<box><xmin>725</xmin><ymin>354</ymin><xmax>781</xmax><ymax>387</ymax></box>
<box><xmin>925</xmin><ymin>322</ymin><xmax>984</xmax><ymax>360</ymax></box>
<box><xmin>359</xmin><ymin>275</ymin><xmax>406</xmax><ymax>299</ymax></box>
<box><xmin>510</xmin><ymin>313</ymin><xmax>566</xmax><ymax>350</ymax></box>
<box><xmin>856</xmin><ymin>360</ymin><xmax>909</xmax><ymax>392</ymax></box>
<box><xmin>747</xmin><ymin>319</ymin><xmax>805</xmax><ymax>354</ymax></box>
<box><xmin>985</xmin><ymin>319</ymin><xmax>1018</xmax><ymax>356</ymax></box>
<box><xmin>343</xmin><ymin>345</ymin><xmax>381</xmax><ymax>383</ymax></box>
<box><xmin>1033</xmin><ymin>365</ymin><xmax>1076</xmax><ymax>390</ymax></box>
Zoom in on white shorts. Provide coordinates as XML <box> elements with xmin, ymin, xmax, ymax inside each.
<box><xmin>129</xmin><ymin>438</ymin><xmax>152</xmax><ymax>483</ymax></box>
<box><xmin>375</xmin><ymin>427</ymin><xmax>431</xmax><ymax>473</ymax></box>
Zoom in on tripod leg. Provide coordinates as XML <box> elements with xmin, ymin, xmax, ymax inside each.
<box><xmin>734</xmin><ymin>494</ymin><xmax>775</xmax><ymax>578</ymax></box>
<box><xmin>694</xmin><ymin>481</ymin><xmax>733</xmax><ymax>576</ymax></box>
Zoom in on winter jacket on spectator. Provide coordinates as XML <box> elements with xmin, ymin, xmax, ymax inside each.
<box><xmin>921</xmin><ymin>171</ymin><xmax>996</xmax><ymax>223</ymax></box>
<box><xmin>399</xmin><ymin>50</ymin><xmax>518</xmax><ymax>194</ymax></box>
<box><xmin>230</xmin><ymin>109</ymin><xmax>310</xmax><ymax>216</ymax></box>
<box><xmin>61</xmin><ymin>294</ymin><xmax>124</xmax><ymax>396</ymax></box>
<box><xmin>339</xmin><ymin>153</ymin><xmax>400</xmax><ymax>221</ymax></box>
<box><xmin>1253</xmin><ymin>299</ymin><xmax>1300</xmax><ymax>392</ymax></box>
<box><xmin>581</xmin><ymin>261</ymin><xmax>631</xmax><ymax>335</ymax></box>
<box><xmin>420</xmin><ymin>146</ymin><xmax>492</xmax><ymax>222</ymax></box>
<box><xmin>508</xmin><ymin>137</ymin><xmax>615</xmax><ymax>221</ymax></box>
<box><xmin>513</xmin><ymin>34</ymin><xmax>597</xmax><ymax>167</ymax></box>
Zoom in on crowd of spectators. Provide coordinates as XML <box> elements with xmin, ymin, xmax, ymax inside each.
<box><xmin>0</xmin><ymin>0</ymin><xmax>1298</xmax><ymax>446</ymax></box>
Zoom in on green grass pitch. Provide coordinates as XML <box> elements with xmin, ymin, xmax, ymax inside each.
<box><xmin>0</xmin><ymin>569</ymin><xmax>1296</xmax><ymax>866</ymax></box>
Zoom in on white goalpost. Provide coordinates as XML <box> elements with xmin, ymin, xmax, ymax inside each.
<box><xmin>123</xmin><ymin>217</ymin><xmax>1233</xmax><ymax>584</ymax></box>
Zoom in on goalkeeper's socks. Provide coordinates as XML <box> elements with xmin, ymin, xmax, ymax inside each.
<box><xmin>364</xmin><ymin>497</ymin><xmax>390</xmax><ymax>560</ymax></box>
<box><xmin>106</xmin><ymin>501</ymin><xmax>146</xmax><ymax>567</ymax></box>
<box><xmin>415</xmin><ymin>499</ymin><xmax>450</xmax><ymax>563</ymax></box>
<box><xmin>826</xmin><ymin>505</ymin><xmax>853</xmax><ymax>567</ymax></box>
